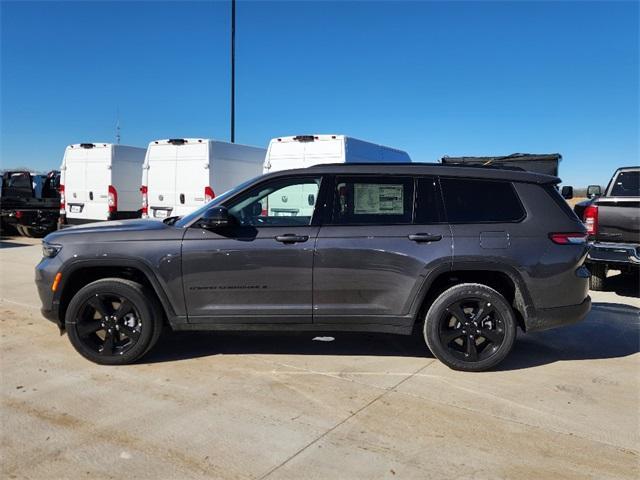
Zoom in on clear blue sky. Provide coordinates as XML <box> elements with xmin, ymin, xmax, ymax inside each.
<box><xmin>1</xmin><ymin>1</ymin><xmax>638</xmax><ymax>186</ymax></box>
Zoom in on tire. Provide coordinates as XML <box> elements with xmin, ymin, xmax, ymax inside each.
<box><xmin>16</xmin><ymin>225</ymin><xmax>33</xmax><ymax>237</ymax></box>
<box><xmin>424</xmin><ymin>283</ymin><xmax>517</xmax><ymax>372</ymax></box>
<box><xmin>65</xmin><ymin>278</ymin><xmax>164</xmax><ymax>365</ymax></box>
<box><xmin>589</xmin><ymin>264</ymin><xmax>607</xmax><ymax>291</ymax></box>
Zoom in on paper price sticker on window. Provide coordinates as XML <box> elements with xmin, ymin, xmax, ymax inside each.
<box><xmin>354</xmin><ymin>184</ymin><xmax>404</xmax><ymax>215</ymax></box>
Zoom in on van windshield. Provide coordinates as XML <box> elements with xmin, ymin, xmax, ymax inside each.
<box><xmin>174</xmin><ymin>175</ymin><xmax>262</xmax><ymax>228</ymax></box>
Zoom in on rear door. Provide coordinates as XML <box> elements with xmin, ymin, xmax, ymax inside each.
<box><xmin>313</xmin><ymin>175</ymin><xmax>452</xmax><ymax>327</ymax></box>
<box><xmin>174</xmin><ymin>141</ymin><xmax>209</xmax><ymax>216</ymax></box>
<box><xmin>81</xmin><ymin>146</ymin><xmax>111</xmax><ymax>220</ymax></box>
<box><xmin>147</xmin><ymin>144</ymin><xmax>178</xmax><ymax>219</ymax></box>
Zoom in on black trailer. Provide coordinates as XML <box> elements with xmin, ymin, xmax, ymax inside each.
<box><xmin>441</xmin><ymin>153</ymin><xmax>562</xmax><ymax>176</ymax></box>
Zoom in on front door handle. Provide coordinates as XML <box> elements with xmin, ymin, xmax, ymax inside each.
<box><xmin>408</xmin><ymin>233</ymin><xmax>443</xmax><ymax>243</ymax></box>
<box><xmin>275</xmin><ymin>234</ymin><xmax>309</xmax><ymax>244</ymax></box>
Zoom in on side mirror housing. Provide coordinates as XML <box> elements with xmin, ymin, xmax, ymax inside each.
<box><xmin>561</xmin><ymin>186</ymin><xmax>574</xmax><ymax>200</ymax></box>
<box><xmin>198</xmin><ymin>206</ymin><xmax>230</xmax><ymax>229</ymax></box>
<box><xmin>587</xmin><ymin>185</ymin><xmax>602</xmax><ymax>198</ymax></box>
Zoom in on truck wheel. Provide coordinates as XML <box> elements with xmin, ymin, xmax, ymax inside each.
<box><xmin>589</xmin><ymin>264</ymin><xmax>607</xmax><ymax>291</ymax></box>
<box><xmin>424</xmin><ymin>283</ymin><xmax>517</xmax><ymax>372</ymax></box>
<box><xmin>65</xmin><ymin>278</ymin><xmax>164</xmax><ymax>365</ymax></box>
<box><xmin>16</xmin><ymin>225</ymin><xmax>33</xmax><ymax>237</ymax></box>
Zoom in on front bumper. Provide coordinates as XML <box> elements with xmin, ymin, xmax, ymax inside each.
<box><xmin>526</xmin><ymin>296</ymin><xmax>591</xmax><ymax>333</ymax></box>
<box><xmin>587</xmin><ymin>242</ymin><xmax>640</xmax><ymax>267</ymax></box>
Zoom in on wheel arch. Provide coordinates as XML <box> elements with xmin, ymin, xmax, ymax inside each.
<box><xmin>411</xmin><ymin>262</ymin><xmax>534</xmax><ymax>332</ymax></box>
<box><xmin>55</xmin><ymin>259</ymin><xmax>177</xmax><ymax>329</ymax></box>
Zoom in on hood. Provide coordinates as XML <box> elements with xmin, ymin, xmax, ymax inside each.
<box><xmin>44</xmin><ymin>218</ymin><xmax>177</xmax><ymax>243</ymax></box>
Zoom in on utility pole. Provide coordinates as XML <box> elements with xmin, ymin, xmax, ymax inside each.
<box><xmin>230</xmin><ymin>0</ymin><xmax>236</xmax><ymax>143</ymax></box>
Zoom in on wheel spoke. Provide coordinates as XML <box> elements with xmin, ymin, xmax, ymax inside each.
<box><xmin>474</xmin><ymin>301</ymin><xmax>492</xmax><ymax>322</ymax></box>
<box><xmin>448</xmin><ymin>303</ymin><xmax>468</xmax><ymax>324</ymax></box>
<box><xmin>480</xmin><ymin>328</ymin><xmax>504</xmax><ymax>344</ymax></box>
<box><xmin>88</xmin><ymin>296</ymin><xmax>113</xmax><ymax>318</ymax></box>
<box><xmin>440</xmin><ymin>329</ymin><xmax>464</xmax><ymax>345</ymax></box>
<box><xmin>465</xmin><ymin>336</ymin><xmax>478</xmax><ymax>361</ymax></box>
<box><xmin>120</xmin><ymin>324</ymin><xmax>140</xmax><ymax>342</ymax></box>
<box><xmin>100</xmin><ymin>330</ymin><xmax>115</xmax><ymax>355</ymax></box>
<box><xmin>114</xmin><ymin>299</ymin><xmax>134</xmax><ymax>321</ymax></box>
<box><xmin>76</xmin><ymin>319</ymin><xmax>103</xmax><ymax>337</ymax></box>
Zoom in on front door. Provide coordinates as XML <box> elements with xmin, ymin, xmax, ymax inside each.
<box><xmin>181</xmin><ymin>175</ymin><xmax>323</xmax><ymax>324</ymax></box>
<box><xmin>313</xmin><ymin>175</ymin><xmax>452</xmax><ymax>327</ymax></box>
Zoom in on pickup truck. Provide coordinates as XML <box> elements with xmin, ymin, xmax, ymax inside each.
<box><xmin>0</xmin><ymin>170</ymin><xmax>61</xmax><ymax>237</ymax></box>
<box><xmin>574</xmin><ymin>166</ymin><xmax>640</xmax><ymax>290</ymax></box>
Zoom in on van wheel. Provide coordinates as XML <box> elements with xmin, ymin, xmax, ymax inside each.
<box><xmin>65</xmin><ymin>278</ymin><xmax>163</xmax><ymax>365</ymax></box>
<box><xmin>424</xmin><ymin>283</ymin><xmax>517</xmax><ymax>372</ymax></box>
<box><xmin>589</xmin><ymin>264</ymin><xmax>607</xmax><ymax>291</ymax></box>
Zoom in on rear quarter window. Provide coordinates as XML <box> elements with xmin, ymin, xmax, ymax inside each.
<box><xmin>440</xmin><ymin>178</ymin><xmax>525</xmax><ymax>223</ymax></box>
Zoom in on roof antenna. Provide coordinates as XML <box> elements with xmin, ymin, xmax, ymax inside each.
<box><xmin>115</xmin><ymin>107</ymin><xmax>121</xmax><ymax>145</ymax></box>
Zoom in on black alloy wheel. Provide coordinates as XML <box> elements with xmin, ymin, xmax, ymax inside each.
<box><xmin>424</xmin><ymin>283</ymin><xmax>517</xmax><ymax>372</ymax></box>
<box><xmin>65</xmin><ymin>278</ymin><xmax>163</xmax><ymax>365</ymax></box>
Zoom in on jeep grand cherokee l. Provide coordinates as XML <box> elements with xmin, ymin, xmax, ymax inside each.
<box><xmin>36</xmin><ymin>163</ymin><xmax>591</xmax><ymax>371</ymax></box>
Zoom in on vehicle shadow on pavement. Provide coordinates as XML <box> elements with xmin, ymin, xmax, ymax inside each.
<box><xmin>144</xmin><ymin>330</ymin><xmax>431</xmax><ymax>364</ymax></box>
<box><xmin>605</xmin><ymin>272</ymin><xmax>640</xmax><ymax>298</ymax></box>
<box><xmin>498</xmin><ymin>301</ymin><xmax>640</xmax><ymax>371</ymax></box>
<box><xmin>144</xmin><ymin>302</ymin><xmax>639</xmax><ymax>370</ymax></box>
<box><xmin>0</xmin><ymin>240</ymin><xmax>32</xmax><ymax>249</ymax></box>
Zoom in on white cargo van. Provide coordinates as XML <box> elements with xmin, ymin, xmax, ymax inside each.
<box><xmin>263</xmin><ymin>134</ymin><xmax>411</xmax><ymax>173</ymax></box>
<box><xmin>262</xmin><ymin>134</ymin><xmax>411</xmax><ymax>217</ymax></box>
<box><xmin>60</xmin><ymin>143</ymin><xmax>146</xmax><ymax>224</ymax></box>
<box><xmin>142</xmin><ymin>138</ymin><xmax>265</xmax><ymax>219</ymax></box>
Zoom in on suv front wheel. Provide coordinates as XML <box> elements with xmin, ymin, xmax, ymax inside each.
<box><xmin>424</xmin><ymin>283</ymin><xmax>517</xmax><ymax>372</ymax></box>
<box><xmin>65</xmin><ymin>278</ymin><xmax>163</xmax><ymax>365</ymax></box>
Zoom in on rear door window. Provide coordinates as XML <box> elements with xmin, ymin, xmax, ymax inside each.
<box><xmin>331</xmin><ymin>176</ymin><xmax>413</xmax><ymax>225</ymax></box>
<box><xmin>441</xmin><ymin>178</ymin><xmax>525</xmax><ymax>223</ymax></box>
<box><xmin>610</xmin><ymin>171</ymin><xmax>639</xmax><ymax>197</ymax></box>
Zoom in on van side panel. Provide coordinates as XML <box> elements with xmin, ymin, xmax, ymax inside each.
<box><xmin>209</xmin><ymin>141</ymin><xmax>265</xmax><ymax>196</ymax></box>
<box><xmin>111</xmin><ymin>145</ymin><xmax>146</xmax><ymax>214</ymax></box>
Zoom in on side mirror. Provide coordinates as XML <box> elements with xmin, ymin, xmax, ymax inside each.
<box><xmin>587</xmin><ymin>185</ymin><xmax>602</xmax><ymax>198</ymax></box>
<box><xmin>198</xmin><ymin>206</ymin><xmax>230</xmax><ymax>229</ymax></box>
<box><xmin>561</xmin><ymin>186</ymin><xmax>574</xmax><ymax>200</ymax></box>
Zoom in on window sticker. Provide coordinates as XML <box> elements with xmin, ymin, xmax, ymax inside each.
<box><xmin>353</xmin><ymin>184</ymin><xmax>404</xmax><ymax>215</ymax></box>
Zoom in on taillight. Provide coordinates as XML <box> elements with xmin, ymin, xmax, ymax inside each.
<box><xmin>583</xmin><ymin>205</ymin><xmax>598</xmax><ymax>235</ymax></box>
<box><xmin>140</xmin><ymin>185</ymin><xmax>148</xmax><ymax>216</ymax></box>
<box><xmin>59</xmin><ymin>184</ymin><xmax>66</xmax><ymax>214</ymax></box>
<box><xmin>549</xmin><ymin>232</ymin><xmax>588</xmax><ymax>245</ymax></box>
<box><xmin>108</xmin><ymin>185</ymin><xmax>118</xmax><ymax>213</ymax></box>
<box><xmin>15</xmin><ymin>211</ymin><xmax>23</xmax><ymax>219</ymax></box>
<box><xmin>204</xmin><ymin>186</ymin><xmax>215</xmax><ymax>203</ymax></box>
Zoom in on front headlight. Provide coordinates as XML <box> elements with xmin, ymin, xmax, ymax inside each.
<box><xmin>42</xmin><ymin>242</ymin><xmax>62</xmax><ymax>258</ymax></box>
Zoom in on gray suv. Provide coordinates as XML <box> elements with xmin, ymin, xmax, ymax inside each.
<box><xmin>36</xmin><ymin>164</ymin><xmax>591</xmax><ymax>371</ymax></box>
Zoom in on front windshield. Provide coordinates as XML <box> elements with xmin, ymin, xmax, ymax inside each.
<box><xmin>174</xmin><ymin>175</ymin><xmax>262</xmax><ymax>228</ymax></box>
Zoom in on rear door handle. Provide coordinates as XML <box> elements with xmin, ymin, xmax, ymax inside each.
<box><xmin>408</xmin><ymin>233</ymin><xmax>443</xmax><ymax>243</ymax></box>
<box><xmin>275</xmin><ymin>234</ymin><xmax>309</xmax><ymax>244</ymax></box>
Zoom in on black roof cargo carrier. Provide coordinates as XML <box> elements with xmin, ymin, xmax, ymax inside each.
<box><xmin>441</xmin><ymin>153</ymin><xmax>562</xmax><ymax>176</ymax></box>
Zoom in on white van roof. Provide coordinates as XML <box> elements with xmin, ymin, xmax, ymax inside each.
<box><xmin>148</xmin><ymin>138</ymin><xmax>209</xmax><ymax>146</ymax></box>
<box><xmin>268</xmin><ymin>134</ymin><xmax>408</xmax><ymax>155</ymax></box>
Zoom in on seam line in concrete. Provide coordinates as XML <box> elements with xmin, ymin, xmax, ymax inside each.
<box><xmin>256</xmin><ymin>362</ymin><xmax>433</xmax><ymax>480</ymax></box>
<box><xmin>255</xmin><ymin>356</ymin><xmax>637</xmax><ymax>453</ymax></box>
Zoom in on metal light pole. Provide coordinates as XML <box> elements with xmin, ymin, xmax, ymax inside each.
<box><xmin>230</xmin><ymin>0</ymin><xmax>236</xmax><ymax>143</ymax></box>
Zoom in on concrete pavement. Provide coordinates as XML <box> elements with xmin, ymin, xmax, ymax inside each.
<box><xmin>1</xmin><ymin>236</ymin><xmax>638</xmax><ymax>479</ymax></box>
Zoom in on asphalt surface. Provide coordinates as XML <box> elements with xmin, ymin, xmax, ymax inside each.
<box><xmin>1</xmin><ymin>235</ymin><xmax>638</xmax><ymax>479</ymax></box>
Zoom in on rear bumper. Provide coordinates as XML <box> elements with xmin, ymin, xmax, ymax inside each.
<box><xmin>587</xmin><ymin>242</ymin><xmax>640</xmax><ymax>266</ymax></box>
<box><xmin>526</xmin><ymin>296</ymin><xmax>591</xmax><ymax>333</ymax></box>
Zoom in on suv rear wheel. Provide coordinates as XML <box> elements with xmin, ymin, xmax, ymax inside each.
<box><xmin>424</xmin><ymin>283</ymin><xmax>517</xmax><ymax>372</ymax></box>
<box><xmin>65</xmin><ymin>278</ymin><xmax>163</xmax><ymax>365</ymax></box>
